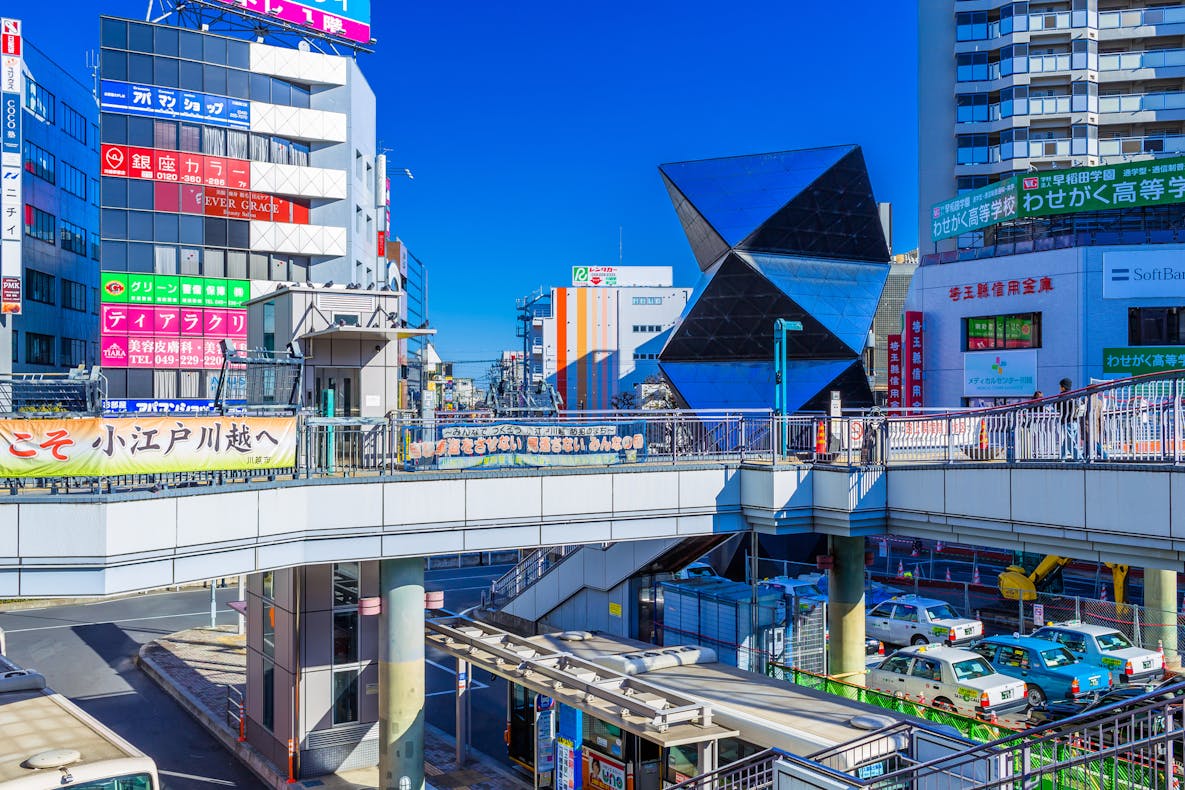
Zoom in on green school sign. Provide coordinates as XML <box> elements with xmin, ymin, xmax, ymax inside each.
<box><xmin>931</xmin><ymin>155</ymin><xmax>1185</xmax><ymax>242</ymax></box>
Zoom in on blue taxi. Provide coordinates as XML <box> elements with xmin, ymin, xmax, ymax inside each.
<box><xmin>971</xmin><ymin>634</ymin><xmax>1111</xmax><ymax>708</ymax></box>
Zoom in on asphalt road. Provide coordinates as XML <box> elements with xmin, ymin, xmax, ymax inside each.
<box><xmin>0</xmin><ymin>563</ymin><xmax>516</xmax><ymax>789</ymax></box>
<box><xmin>0</xmin><ymin>586</ymin><xmax>263</xmax><ymax>790</ymax></box>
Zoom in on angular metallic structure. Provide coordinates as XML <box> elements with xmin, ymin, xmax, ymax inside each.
<box><xmin>658</xmin><ymin>146</ymin><xmax>891</xmax><ymax>413</ymax></box>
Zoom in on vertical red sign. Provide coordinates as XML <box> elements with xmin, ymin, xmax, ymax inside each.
<box><xmin>904</xmin><ymin>311</ymin><xmax>925</xmax><ymax>411</ymax></box>
<box><xmin>886</xmin><ymin>334</ymin><xmax>903</xmax><ymax>410</ymax></box>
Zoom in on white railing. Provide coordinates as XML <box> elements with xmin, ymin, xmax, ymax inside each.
<box><xmin>1099</xmin><ymin>90</ymin><xmax>1185</xmax><ymax>113</ymax></box>
<box><xmin>1028</xmin><ymin>53</ymin><xmax>1073</xmax><ymax>72</ymax></box>
<box><xmin>1100</xmin><ymin>47</ymin><xmax>1185</xmax><ymax>71</ymax></box>
<box><xmin>1099</xmin><ymin>134</ymin><xmax>1185</xmax><ymax>157</ymax></box>
<box><xmin>1100</xmin><ymin>4</ymin><xmax>1185</xmax><ymax>29</ymax></box>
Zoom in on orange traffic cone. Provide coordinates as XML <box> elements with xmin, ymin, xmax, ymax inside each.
<box><xmin>973</xmin><ymin>566</ymin><xmax>981</xmax><ymax>585</ymax></box>
<box><xmin>988</xmin><ymin>710</ymin><xmax>999</xmax><ymax>725</ymax></box>
<box><xmin>978</xmin><ymin>419</ymin><xmax>989</xmax><ymax>452</ymax></box>
<box><xmin>1159</xmin><ymin>640</ymin><xmax>1165</xmax><ymax>659</ymax></box>
<box><xmin>897</xmin><ymin>561</ymin><xmax>905</xmax><ymax>579</ymax></box>
<box><xmin>814</xmin><ymin>420</ymin><xmax>827</xmax><ymax>455</ymax></box>
<box><xmin>1100</xmin><ymin>586</ymin><xmax>1108</xmax><ymax>602</ymax></box>
<box><xmin>945</xmin><ymin>567</ymin><xmax>952</xmax><ymax>582</ymax></box>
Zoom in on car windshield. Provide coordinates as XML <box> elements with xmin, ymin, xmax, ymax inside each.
<box><xmin>1040</xmin><ymin>648</ymin><xmax>1077</xmax><ymax>667</ymax></box>
<box><xmin>952</xmin><ymin>658</ymin><xmax>994</xmax><ymax>681</ymax></box>
<box><xmin>926</xmin><ymin>604</ymin><xmax>958</xmax><ymax>621</ymax></box>
<box><xmin>1096</xmin><ymin>631</ymin><xmax>1134</xmax><ymax>651</ymax></box>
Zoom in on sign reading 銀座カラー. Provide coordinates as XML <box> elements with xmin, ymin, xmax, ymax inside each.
<box><xmin>0</xmin><ymin>416</ymin><xmax>296</xmax><ymax>477</ymax></box>
<box><xmin>931</xmin><ymin>179</ymin><xmax>1019</xmax><ymax>241</ymax></box>
<box><xmin>1103</xmin><ymin>347</ymin><xmax>1185</xmax><ymax>376</ymax></box>
<box><xmin>932</xmin><ymin>155</ymin><xmax>1185</xmax><ymax>241</ymax></box>
<box><xmin>407</xmin><ymin>422</ymin><xmax>647</xmax><ymax>470</ymax></box>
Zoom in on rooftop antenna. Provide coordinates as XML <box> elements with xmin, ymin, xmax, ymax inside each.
<box><xmin>85</xmin><ymin>50</ymin><xmax>100</xmax><ymax>102</ymax></box>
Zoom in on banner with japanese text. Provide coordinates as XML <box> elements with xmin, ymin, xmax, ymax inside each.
<box><xmin>406</xmin><ymin>422</ymin><xmax>647</xmax><ymax>470</ymax></box>
<box><xmin>0</xmin><ymin>416</ymin><xmax>296</xmax><ymax>477</ymax></box>
<box><xmin>1103</xmin><ymin>347</ymin><xmax>1185</xmax><ymax>377</ymax></box>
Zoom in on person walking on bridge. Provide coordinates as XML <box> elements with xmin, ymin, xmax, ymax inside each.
<box><xmin>1058</xmin><ymin>378</ymin><xmax>1084</xmax><ymax>461</ymax></box>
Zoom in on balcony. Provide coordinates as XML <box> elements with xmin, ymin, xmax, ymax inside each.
<box><xmin>1028</xmin><ymin>53</ymin><xmax>1073</xmax><ymax>73</ymax></box>
<box><xmin>1099</xmin><ymin>5</ymin><xmax>1185</xmax><ymax>30</ymax></box>
<box><xmin>1028</xmin><ymin>95</ymin><xmax>1072</xmax><ymax>115</ymax></box>
<box><xmin>1099</xmin><ymin>91</ymin><xmax>1185</xmax><ymax>113</ymax></box>
<box><xmin>1098</xmin><ymin>134</ymin><xmax>1185</xmax><ymax>157</ymax></box>
<box><xmin>1027</xmin><ymin>11</ymin><xmax>1071</xmax><ymax>32</ymax></box>
<box><xmin>1099</xmin><ymin>48</ymin><xmax>1185</xmax><ymax>71</ymax></box>
<box><xmin>1021</xmin><ymin>138</ymin><xmax>1074</xmax><ymax>158</ymax></box>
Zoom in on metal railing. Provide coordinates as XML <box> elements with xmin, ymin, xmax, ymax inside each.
<box><xmin>225</xmin><ymin>684</ymin><xmax>246</xmax><ymax>742</ymax></box>
<box><xmin>665</xmin><ymin>747</ymin><xmax>780</xmax><ymax>790</ymax></box>
<box><xmin>487</xmin><ymin>545</ymin><xmax>581</xmax><ymax>605</ymax></box>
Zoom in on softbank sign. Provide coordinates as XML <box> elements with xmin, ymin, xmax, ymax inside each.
<box><xmin>1104</xmin><ymin>251</ymin><xmax>1185</xmax><ymax>298</ymax></box>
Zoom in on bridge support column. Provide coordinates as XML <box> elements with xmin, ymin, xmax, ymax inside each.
<box><xmin>379</xmin><ymin>558</ymin><xmax>425</xmax><ymax>790</ymax></box>
<box><xmin>1144</xmin><ymin>568</ymin><xmax>1179</xmax><ymax>667</ymax></box>
<box><xmin>827</xmin><ymin>536</ymin><xmax>866</xmax><ymax>684</ymax></box>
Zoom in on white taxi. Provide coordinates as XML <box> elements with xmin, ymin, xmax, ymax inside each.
<box><xmin>867</xmin><ymin>644</ymin><xmax>1028</xmax><ymax>719</ymax></box>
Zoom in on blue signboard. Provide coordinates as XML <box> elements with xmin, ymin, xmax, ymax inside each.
<box><xmin>100</xmin><ymin>79</ymin><xmax>250</xmax><ymax>129</ymax></box>
<box><xmin>103</xmin><ymin>399</ymin><xmax>246</xmax><ymax>415</ymax></box>
<box><xmin>1</xmin><ymin>93</ymin><xmax>18</xmax><ymax>154</ymax></box>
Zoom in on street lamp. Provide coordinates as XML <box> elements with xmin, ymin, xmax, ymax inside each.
<box><xmin>773</xmin><ymin>318</ymin><xmax>804</xmax><ymax>458</ymax></box>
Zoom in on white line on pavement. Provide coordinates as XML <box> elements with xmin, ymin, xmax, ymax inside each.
<box><xmin>158</xmin><ymin>770</ymin><xmax>237</xmax><ymax>785</ymax></box>
<box><xmin>3</xmin><ymin>610</ymin><xmax>232</xmax><ymax>634</ymax></box>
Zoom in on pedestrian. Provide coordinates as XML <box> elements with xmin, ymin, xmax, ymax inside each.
<box><xmin>1032</xmin><ymin>390</ymin><xmax>1043</xmax><ymax>399</ymax></box>
<box><xmin>1058</xmin><ymin>378</ymin><xmax>1084</xmax><ymax>461</ymax></box>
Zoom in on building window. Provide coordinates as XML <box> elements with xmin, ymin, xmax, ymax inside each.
<box><xmin>633</xmin><ymin>352</ymin><xmax>659</xmax><ymax>360</ymax></box>
<box><xmin>22</xmin><ymin>140</ymin><xmax>55</xmax><ymax>184</ymax></box>
<box><xmin>27</xmin><ymin>269</ymin><xmax>55</xmax><ymax>305</ymax></box>
<box><xmin>331</xmin><ymin>561</ymin><xmax>360</xmax><ymax>725</ymax></box>
<box><xmin>60</xmin><ymin>337</ymin><xmax>86</xmax><ymax>367</ymax></box>
<box><xmin>25</xmin><ymin>333</ymin><xmax>54</xmax><ymax>366</ymax></box>
<box><xmin>262</xmin><ymin>658</ymin><xmax>275</xmax><ymax>731</ymax></box>
<box><xmin>61</xmin><ymin>162</ymin><xmax>87</xmax><ymax>200</ymax></box>
<box><xmin>62</xmin><ymin>279</ymin><xmax>87</xmax><ymax>312</ymax></box>
<box><xmin>964</xmin><ymin>313</ymin><xmax>1041</xmax><ymax>351</ymax></box>
<box><xmin>631</xmin><ymin>296</ymin><xmax>663</xmax><ymax>305</ymax></box>
<box><xmin>1129</xmin><ymin>308</ymin><xmax>1185</xmax><ymax>346</ymax></box>
<box><xmin>24</xmin><ymin>205</ymin><xmax>55</xmax><ymax>245</ymax></box>
<box><xmin>332</xmin><ymin>669</ymin><xmax>359</xmax><ymax>725</ymax></box>
<box><xmin>956</xmin><ymin>10</ymin><xmax>988</xmax><ymax>41</ymax></box>
<box><xmin>24</xmin><ymin>79</ymin><xmax>54</xmax><ymax>124</ymax></box>
<box><xmin>60</xmin><ymin>220</ymin><xmax>87</xmax><ymax>256</ymax></box>
<box><xmin>61</xmin><ymin>103</ymin><xmax>87</xmax><ymax>143</ymax></box>
<box><xmin>632</xmin><ymin>324</ymin><xmax>663</xmax><ymax>333</ymax></box>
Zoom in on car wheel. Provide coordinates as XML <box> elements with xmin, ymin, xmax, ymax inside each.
<box><xmin>911</xmin><ymin>634</ymin><xmax>929</xmax><ymax>646</ymax></box>
<box><xmin>1027</xmin><ymin>685</ymin><xmax>1046</xmax><ymax>708</ymax></box>
<box><xmin>933</xmin><ymin>697</ymin><xmax>956</xmax><ymax>712</ymax></box>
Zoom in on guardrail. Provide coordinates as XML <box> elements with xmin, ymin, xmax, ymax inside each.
<box><xmin>2</xmin><ymin>372</ymin><xmax>1185</xmax><ymax>496</ymax></box>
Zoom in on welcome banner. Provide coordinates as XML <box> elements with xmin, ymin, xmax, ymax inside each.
<box><xmin>406</xmin><ymin>422</ymin><xmax>647</xmax><ymax>470</ymax></box>
<box><xmin>0</xmin><ymin>416</ymin><xmax>297</xmax><ymax>477</ymax></box>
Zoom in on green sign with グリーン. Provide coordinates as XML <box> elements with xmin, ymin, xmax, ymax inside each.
<box><xmin>1104</xmin><ymin>346</ymin><xmax>1185</xmax><ymax>376</ymax></box>
<box><xmin>102</xmin><ymin>273</ymin><xmax>251</xmax><ymax>309</ymax></box>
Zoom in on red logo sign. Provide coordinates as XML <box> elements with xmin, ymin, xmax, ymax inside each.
<box><xmin>1</xmin><ymin>20</ymin><xmax>20</xmax><ymax>56</ymax></box>
<box><xmin>104</xmin><ymin>280</ymin><xmax>126</xmax><ymax>297</ymax></box>
<box><xmin>1022</xmin><ymin>177</ymin><xmax>1039</xmax><ymax>190</ymax></box>
<box><xmin>102</xmin><ymin>145</ymin><xmax>127</xmax><ymax>177</ymax></box>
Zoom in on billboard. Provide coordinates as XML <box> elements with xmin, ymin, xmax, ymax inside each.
<box><xmin>1103</xmin><ymin>347</ymin><xmax>1185</xmax><ymax>377</ymax></box>
<box><xmin>0</xmin><ymin>18</ymin><xmax>20</xmax><ymax>315</ymax></box>
<box><xmin>931</xmin><ymin>155</ymin><xmax>1185</xmax><ymax>241</ymax></box>
<box><xmin>101</xmin><ymin>144</ymin><xmax>251</xmax><ymax>190</ymax></box>
<box><xmin>211</xmin><ymin>0</ymin><xmax>371</xmax><ymax>47</ymax></box>
<box><xmin>407</xmin><ymin>422</ymin><xmax>648</xmax><ymax>470</ymax></box>
<box><xmin>100</xmin><ymin>80</ymin><xmax>250</xmax><ymax>128</ymax></box>
<box><xmin>0</xmin><ymin>416</ymin><xmax>296</xmax><ymax>476</ymax></box>
<box><xmin>963</xmin><ymin>349</ymin><xmax>1038</xmax><ymax>397</ymax></box>
<box><xmin>1102</xmin><ymin>250</ymin><xmax>1185</xmax><ymax>299</ymax></box>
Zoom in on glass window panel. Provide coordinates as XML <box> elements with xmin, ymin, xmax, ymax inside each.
<box><xmin>128</xmin><ymin>211</ymin><xmax>154</xmax><ymax>242</ymax></box>
<box><xmin>101</xmin><ymin>17</ymin><xmax>128</xmax><ymax>49</ymax></box>
<box><xmin>154</xmin><ymin>26</ymin><xmax>179</xmax><ymax>57</ymax></box>
<box><xmin>102</xmin><ymin>241</ymin><xmax>128</xmax><ymax>271</ymax></box>
<box><xmin>204</xmin><ymin>217</ymin><xmax>227</xmax><ymax>247</ymax></box>
<box><xmin>128</xmin><ymin>242</ymin><xmax>154</xmax><ymax>273</ymax></box>
<box><xmin>249</xmin><ymin>252</ymin><xmax>269</xmax><ymax>280</ymax></box>
<box><xmin>227</xmin><ymin>40</ymin><xmax>250</xmax><ymax>69</ymax></box>
<box><xmin>250</xmin><ymin>73</ymin><xmax>271</xmax><ymax>103</ymax></box>
<box><xmin>154</xmin><ymin>182</ymin><xmax>180</xmax><ymax>213</ymax></box>
<box><xmin>101</xmin><ymin>113</ymin><xmax>127</xmax><ymax>145</ymax></box>
<box><xmin>226</xmin><ymin>250</ymin><xmax>247</xmax><ymax>278</ymax></box>
<box><xmin>154</xmin><ymin>213</ymin><xmax>179</xmax><ymax>243</ymax></box>
<box><xmin>262</xmin><ymin>603</ymin><xmax>275</xmax><ymax>658</ymax></box>
<box><xmin>127</xmin><ymin>22</ymin><xmax>154</xmax><ymax>52</ymax></box>
<box><xmin>127</xmin><ymin>52</ymin><xmax>153</xmax><ymax>83</ymax></box>
<box><xmin>226</xmin><ymin>68</ymin><xmax>249</xmax><ymax>100</ymax></box>
<box><xmin>202</xmin><ymin>248</ymin><xmax>224</xmax><ymax>277</ymax></box>
<box><xmin>204</xmin><ymin>35</ymin><xmax>227</xmax><ymax>65</ymax></box>
<box><xmin>102</xmin><ymin>177</ymin><xmax>128</xmax><ymax>208</ymax></box>
<box><xmin>227</xmin><ymin>220</ymin><xmax>249</xmax><ymax>249</ymax></box>
<box><xmin>333</xmin><ymin>611</ymin><xmax>358</xmax><ymax>664</ymax></box>
<box><xmin>102</xmin><ymin>49</ymin><xmax>128</xmax><ymax>82</ymax></box>
<box><xmin>179</xmin><ymin>216</ymin><xmax>204</xmax><ymax>246</ymax></box>
<box><xmin>333</xmin><ymin>562</ymin><xmax>360</xmax><ymax>607</ymax></box>
<box><xmin>179</xmin><ymin>246</ymin><xmax>201</xmax><ymax>274</ymax></box>
<box><xmin>332</xmin><ymin>669</ymin><xmax>359</xmax><ymax>725</ymax></box>
<box><xmin>178</xmin><ymin>29</ymin><xmax>203</xmax><ymax>61</ymax></box>
<box><xmin>179</xmin><ymin>123</ymin><xmax>202</xmax><ymax>153</ymax></box>
<box><xmin>154</xmin><ymin>56</ymin><xmax>179</xmax><ymax>87</ymax></box>
<box><xmin>154</xmin><ymin>120</ymin><xmax>177</xmax><ymax>150</ymax></box>
<box><xmin>154</xmin><ymin>245</ymin><xmax>178</xmax><ymax>274</ymax></box>
<box><xmin>128</xmin><ymin>116</ymin><xmax>154</xmax><ymax>147</ymax></box>
<box><xmin>271</xmin><ymin>78</ymin><xmax>291</xmax><ymax>106</ymax></box>
<box><xmin>179</xmin><ymin>59</ymin><xmax>203</xmax><ymax>92</ymax></box>
<box><xmin>101</xmin><ymin>208</ymin><xmax>128</xmax><ymax>239</ymax></box>
<box><xmin>204</xmin><ymin>64</ymin><xmax>227</xmax><ymax>95</ymax></box>
<box><xmin>262</xmin><ymin>658</ymin><xmax>275</xmax><ymax>731</ymax></box>
<box><xmin>128</xmin><ymin>180</ymin><xmax>154</xmax><ymax>210</ymax></box>
<box><xmin>291</xmin><ymin>84</ymin><xmax>310</xmax><ymax>110</ymax></box>
<box><xmin>203</xmin><ymin>126</ymin><xmax>227</xmax><ymax>157</ymax></box>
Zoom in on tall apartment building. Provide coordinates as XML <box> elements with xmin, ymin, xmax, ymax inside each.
<box><xmin>920</xmin><ymin>1</ymin><xmax>1185</xmax><ymax>249</ymax></box>
<box><xmin>97</xmin><ymin>16</ymin><xmax>379</xmax><ymax>401</ymax></box>
<box><xmin>2</xmin><ymin>21</ymin><xmax>100</xmax><ymax>375</ymax></box>
<box><xmin>912</xmin><ymin>1</ymin><xmax>1185</xmax><ymax>405</ymax></box>
<box><xmin>540</xmin><ymin>267</ymin><xmax>690</xmax><ymax>410</ymax></box>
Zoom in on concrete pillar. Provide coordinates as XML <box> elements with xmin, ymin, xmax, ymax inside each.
<box><xmin>827</xmin><ymin>536</ymin><xmax>867</xmax><ymax>683</ymax></box>
<box><xmin>1144</xmin><ymin>568</ymin><xmax>1179</xmax><ymax>666</ymax></box>
<box><xmin>379</xmin><ymin>558</ymin><xmax>425</xmax><ymax>790</ymax></box>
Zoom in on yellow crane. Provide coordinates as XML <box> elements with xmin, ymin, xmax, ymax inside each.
<box><xmin>999</xmin><ymin>556</ymin><xmax>1129</xmax><ymax>604</ymax></box>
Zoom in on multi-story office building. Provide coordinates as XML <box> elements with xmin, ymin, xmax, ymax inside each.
<box><xmin>97</xmin><ymin>15</ymin><xmax>379</xmax><ymax>401</ymax></box>
<box><xmin>912</xmin><ymin>2</ymin><xmax>1185</xmax><ymax>406</ymax></box>
<box><xmin>3</xmin><ymin>24</ymin><xmax>100</xmax><ymax>375</ymax></box>
<box><xmin>540</xmin><ymin>267</ymin><xmax>691</xmax><ymax>410</ymax></box>
<box><xmin>919</xmin><ymin>1</ymin><xmax>1185</xmax><ymax>250</ymax></box>
<box><xmin>871</xmin><ymin>253</ymin><xmax>918</xmax><ymax>396</ymax></box>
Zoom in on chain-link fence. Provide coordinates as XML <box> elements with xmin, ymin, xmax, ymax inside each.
<box><xmin>790</xmin><ymin>600</ymin><xmax>828</xmax><ymax>675</ymax></box>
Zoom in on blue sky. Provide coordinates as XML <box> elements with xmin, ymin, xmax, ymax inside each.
<box><xmin>20</xmin><ymin>2</ymin><xmax>918</xmax><ymax>376</ymax></box>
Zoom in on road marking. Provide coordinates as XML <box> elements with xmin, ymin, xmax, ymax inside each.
<box><xmin>158</xmin><ymin>769</ymin><xmax>237</xmax><ymax>785</ymax></box>
<box><xmin>3</xmin><ymin>610</ymin><xmax>232</xmax><ymax>634</ymax></box>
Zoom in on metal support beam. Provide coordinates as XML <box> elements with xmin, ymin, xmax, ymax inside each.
<box><xmin>379</xmin><ymin>558</ymin><xmax>425</xmax><ymax>790</ymax></box>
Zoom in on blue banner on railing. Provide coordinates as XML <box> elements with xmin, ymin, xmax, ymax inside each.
<box><xmin>103</xmin><ymin>399</ymin><xmax>246</xmax><ymax>415</ymax></box>
<box><xmin>406</xmin><ymin>422</ymin><xmax>647</xmax><ymax>470</ymax></box>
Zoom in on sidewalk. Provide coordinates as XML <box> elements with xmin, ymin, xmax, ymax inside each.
<box><xmin>137</xmin><ymin>625</ymin><xmax>529</xmax><ymax>790</ymax></box>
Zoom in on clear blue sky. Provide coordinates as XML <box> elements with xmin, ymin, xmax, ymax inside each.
<box><xmin>21</xmin><ymin>2</ymin><xmax>919</xmax><ymax>376</ymax></box>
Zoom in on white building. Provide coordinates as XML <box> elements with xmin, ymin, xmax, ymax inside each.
<box><xmin>540</xmin><ymin>266</ymin><xmax>690</xmax><ymax>410</ymax></box>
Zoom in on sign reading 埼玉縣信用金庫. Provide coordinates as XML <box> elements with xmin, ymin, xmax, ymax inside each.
<box><xmin>1103</xmin><ymin>347</ymin><xmax>1185</xmax><ymax>376</ymax></box>
<box><xmin>932</xmin><ymin>155</ymin><xmax>1185</xmax><ymax>242</ymax></box>
<box><xmin>0</xmin><ymin>416</ymin><xmax>296</xmax><ymax>477</ymax></box>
